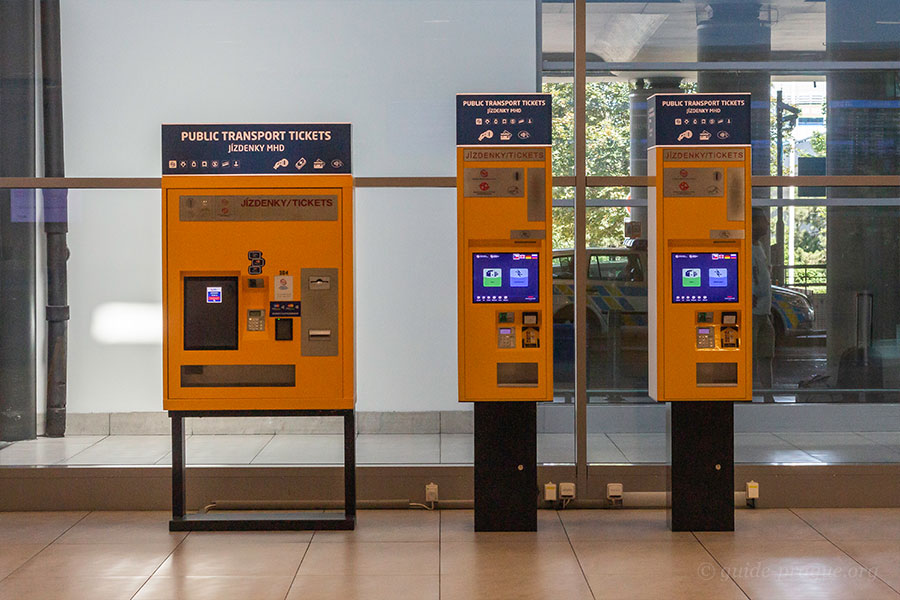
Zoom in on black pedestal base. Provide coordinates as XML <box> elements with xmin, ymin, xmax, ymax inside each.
<box><xmin>169</xmin><ymin>512</ymin><xmax>355</xmax><ymax>531</ymax></box>
<box><xmin>667</xmin><ymin>401</ymin><xmax>734</xmax><ymax>532</ymax></box>
<box><xmin>169</xmin><ymin>409</ymin><xmax>355</xmax><ymax>531</ymax></box>
<box><xmin>474</xmin><ymin>402</ymin><xmax>537</xmax><ymax>532</ymax></box>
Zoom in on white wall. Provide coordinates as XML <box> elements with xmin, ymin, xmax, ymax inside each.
<box><xmin>60</xmin><ymin>0</ymin><xmax>537</xmax><ymax>413</ymax></box>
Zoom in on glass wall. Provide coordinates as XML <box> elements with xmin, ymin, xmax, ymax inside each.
<box><xmin>543</xmin><ymin>1</ymin><xmax>576</xmax><ymax>463</ymax></box>
<box><xmin>543</xmin><ymin>0</ymin><xmax>899</xmax><ymax>464</ymax></box>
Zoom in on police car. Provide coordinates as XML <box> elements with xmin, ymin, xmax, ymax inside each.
<box><xmin>551</xmin><ymin>242</ymin><xmax>815</xmax><ymax>341</ymax></box>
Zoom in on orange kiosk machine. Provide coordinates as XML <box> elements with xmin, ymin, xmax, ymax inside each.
<box><xmin>161</xmin><ymin>123</ymin><xmax>354</xmax><ymax>531</ymax></box>
<box><xmin>456</xmin><ymin>94</ymin><xmax>553</xmax><ymax>531</ymax></box>
<box><xmin>647</xmin><ymin>93</ymin><xmax>753</xmax><ymax>531</ymax></box>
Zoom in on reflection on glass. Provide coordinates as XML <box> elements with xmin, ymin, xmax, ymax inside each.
<box><xmin>547</xmin><ymin>194</ymin><xmax>576</xmax><ymax>464</ymax></box>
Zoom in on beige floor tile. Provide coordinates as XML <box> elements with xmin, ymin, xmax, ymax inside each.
<box><xmin>56</xmin><ymin>511</ymin><xmax>187</xmax><ymax>547</ymax></box>
<box><xmin>775</xmin><ymin>433</ymin><xmax>900</xmax><ymax>464</ymax></box>
<box><xmin>573</xmin><ymin>538</ymin><xmax>712</xmax><ymax>574</ymax></box>
<box><xmin>440</xmin><ymin>509</ymin><xmax>568</xmax><ymax>542</ymax></box>
<box><xmin>9</xmin><ymin>543</ymin><xmax>174</xmax><ymax>578</ymax></box>
<box><xmin>559</xmin><ymin>509</ymin><xmax>694</xmax><ymax>541</ymax></box>
<box><xmin>63</xmin><ymin>435</ymin><xmax>171</xmax><ymax>465</ymax></box>
<box><xmin>833</xmin><ymin>540</ymin><xmax>900</xmax><ymax>592</ymax></box>
<box><xmin>573</xmin><ymin>539</ymin><xmax>747</xmax><ymax>600</ymax></box>
<box><xmin>299</xmin><ymin>541</ymin><xmax>439</xmax><ymax>576</ymax></box>
<box><xmin>0</xmin><ymin>576</ymin><xmax>146</xmax><ymax>600</ymax></box>
<box><xmin>441</xmin><ymin>569</ymin><xmax>594</xmax><ymax>600</ymax></box>
<box><xmin>0</xmin><ymin>436</ymin><xmax>104</xmax><ymax>466</ymax></box>
<box><xmin>312</xmin><ymin>509</ymin><xmax>438</xmax><ymax>542</ymax></box>
<box><xmin>134</xmin><ymin>575</ymin><xmax>294</xmax><ymax>600</ymax></box>
<box><xmin>184</xmin><ymin>530</ymin><xmax>313</xmax><ymax>543</ymax></box>
<box><xmin>440</xmin><ymin>434</ymin><xmax>472</xmax><ymax>464</ymax></box>
<box><xmin>0</xmin><ymin>544</ymin><xmax>45</xmax><ymax>579</ymax></box>
<box><xmin>155</xmin><ymin>536</ymin><xmax>306</xmax><ymax>577</ymax></box>
<box><xmin>251</xmin><ymin>434</ymin><xmax>344</xmax><ymax>465</ymax></box>
<box><xmin>287</xmin><ymin>574</ymin><xmax>439</xmax><ymax>600</ymax></box>
<box><xmin>0</xmin><ymin>511</ymin><xmax>88</xmax><ymax>544</ymax></box>
<box><xmin>441</xmin><ymin>541</ymin><xmax>583</xmax><ymax>577</ymax></box>
<box><xmin>694</xmin><ymin>508</ymin><xmax>826</xmax><ymax>543</ymax></box>
<box><xmin>537</xmin><ymin>433</ymin><xmax>576</xmax><ymax>463</ymax></box>
<box><xmin>590</xmin><ymin>571</ymin><xmax>748</xmax><ymax>600</ymax></box>
<box><xmin>792</xmin><ymin>508</ymin><xmax>900</xmax><ymax>541</ymax></box>
<box><xmin>702</xmin><ymin>538</ymin><xmax>900</xmax><ymax>600</ymax></box>
<box><xmin>357</xmin><ymin>434</ymin><xmax>440</xmax><ymax>464</ymax></box>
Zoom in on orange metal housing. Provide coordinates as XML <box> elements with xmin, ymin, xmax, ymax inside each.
<box><xmin>162</xmin><ymin>175</ymin><xmax>353</xmax><ymax>411</ymax></box>
<box><xmin>457</xmin><ymin>147</ymin><xmax>554</xmax><ymax>402</ymax></box>
<box><xmin>648</xmin><ymin>146</ymin><xmax>753</xmax><ymax>401</ymax></box>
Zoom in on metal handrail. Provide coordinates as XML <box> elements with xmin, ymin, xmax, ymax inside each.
<box><xmin>0</xmin><ymin>175</ymin><xmax>897</xmax><ymax>189</ymax></box>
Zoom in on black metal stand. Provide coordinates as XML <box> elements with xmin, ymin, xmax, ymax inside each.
<box><xmin>667</xmin><ymin>401</ymin><xmax>734</xmax><ymax>532</ymax></box>
<box><xmin>168</xmin><ymin>409</ymin><xmax>356</xmax><ymax>531</ymax></box>
<box><xmin>474</xmin><ymin>402</ymin><xmax>537</xmax><ymax>532</ymax></box>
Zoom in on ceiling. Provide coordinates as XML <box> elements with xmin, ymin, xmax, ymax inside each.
<box><xmin>541</xmin><ymin>1</ymin><xmax>828</xmax><ymax>70</ymax></box>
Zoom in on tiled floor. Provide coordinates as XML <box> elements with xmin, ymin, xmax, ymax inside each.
<box><xmin>0</xmin><ymin>509</ymin><xmax>897</xmax><ymax>599</ymax></box>
<box><xmin>2</xmin><ymin>432</ymin><xmax>900</xmax><ymax>466</ymax></box>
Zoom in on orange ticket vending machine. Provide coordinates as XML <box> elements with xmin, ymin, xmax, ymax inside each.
<box><xmin>161</xmin><ymin>123</ymin><xmax>355</xmax><ymax>531</ymax></box>
<box><xmin>648</xmin><ymin>145</ymin><xmax>753</xmax><ymax>402</ymax></box>
<box><xmin>161</xmin><ymin>174</ymin><xmax>354</xmax><ymax>412</ymax></box>
<box><xmin>457</xmin><ymin>146</ymin><xmax>554</xmax><ymax>402</ymax></box>
<box><xmin>647</xmin><ymin>93</ymin><xmax>752</xmax><ymax>533</ymax></box>
<box><xmin>456</xmin><ymin>93</ymin><xmax>553</xmax><ymax>532</ymax></box>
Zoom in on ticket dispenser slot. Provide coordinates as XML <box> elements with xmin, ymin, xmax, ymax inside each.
<box><xmin>497</xmin><ymin>362</ymin><xmax>539</xmax><ymax>387</ymax></box>
<box><xmin>697</xmin><ymin>362</ymin><xmax>738</xmax><ymax>386</ymax></box>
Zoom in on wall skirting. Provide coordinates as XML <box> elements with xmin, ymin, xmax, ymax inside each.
<box><xmin>1</xmin><ymin>464</ymin><xmax>897</xmax><ymax>511</ymax></box>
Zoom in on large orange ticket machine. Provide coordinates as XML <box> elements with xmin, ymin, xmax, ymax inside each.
<box><xmin>162</xmin><ymin>174</ymin><xmax>354</xmax><ymax>411</ymax></box>
<box><xmin>161</xmin><ymin>123</ymin><xmax>356</xmax><ymax>532</ymax></box>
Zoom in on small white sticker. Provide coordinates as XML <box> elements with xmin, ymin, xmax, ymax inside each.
<box><xmin>206</xmin><ymin>287</ymin><xmax>223</xmax><ymax>303</ymax></box>
<box><xmin>274</xmin><ymin>276</ymin><xmax>293</xmax><ymax>301</ymax></box>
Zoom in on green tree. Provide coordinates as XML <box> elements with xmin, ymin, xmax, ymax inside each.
<box><xmin>807</xmin><ymin>130</ymin><xmax>827</xmax><ymax>157</ymax></box>
<box><xmin>545</xmin><ymin>81</ymin><xmax>632</xmax><ymax>249</ymax></box>
<box><xmin>768</xmin><ymin>89</ymin><xmax>828</xmax><ymax>279</ymax></box>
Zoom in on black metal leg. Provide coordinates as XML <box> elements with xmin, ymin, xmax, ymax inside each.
<box><xmin>344</xmin><ymin>410</ymin><xmax>356</xmax><ymax>520</ymax></box>
<box><xmin>168</xmin><ymin>410</ymin><xmax>355</xmax><ymax>531</ymax></box>
<box><xmin>171</xmin><ymin>413</ymin><xmax>186</xmax><ymax>519</ymax></box>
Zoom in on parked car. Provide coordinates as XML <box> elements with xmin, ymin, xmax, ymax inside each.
<box><xmin>551</xmin><ymin>245</ymin><xmax>815</xmax><ymax>340</ymax></box>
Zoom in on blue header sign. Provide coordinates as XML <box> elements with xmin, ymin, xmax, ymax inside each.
<box><xmin>648</xmin><ymin>93</ymin><xmax>750</xmax><ymax>146</ymax></box>
<box><xmin>162</xmin><ymin>123</ymin><xmax>351</xmax><ymax>175</ymax></box>
<box><xmin>456</xmin><ymin>94</ymin><xmax>551</xmax><ymax>146</ymax></box>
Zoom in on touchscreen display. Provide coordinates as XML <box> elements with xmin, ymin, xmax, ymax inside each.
<box><xmin>671</xmin><ymin>252</ymin><xmax>738</xmax><ymax>303</ymax></box>
<box><xmin>473</xmin><ymin>252</ymin><xmax>539</xmax><ymax>303</ymax></box>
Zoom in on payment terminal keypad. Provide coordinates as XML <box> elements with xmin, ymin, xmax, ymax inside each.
<box><xmin>497</xmin><ymin>327</ymin><xmax>516</xmax><ymax>349</ymax></box>
<box><xmin>696</xmin><ymin>326</ymin><xmax>716</xmax><ymax>349</ymax></box>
